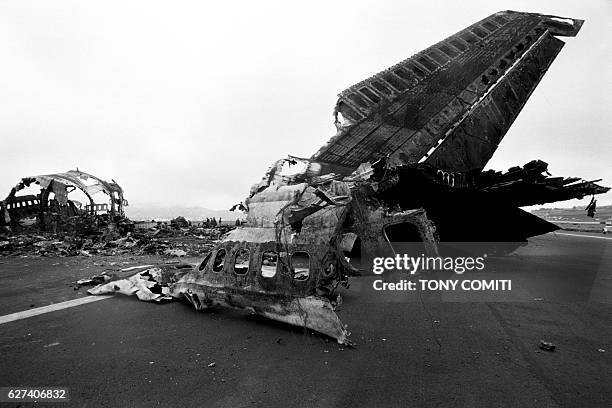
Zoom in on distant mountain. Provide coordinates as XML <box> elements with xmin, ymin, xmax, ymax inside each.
<box><xmin>125</xmin><ymin>205</ymin><xmax>241</xmax><ymax>221</ymax></box>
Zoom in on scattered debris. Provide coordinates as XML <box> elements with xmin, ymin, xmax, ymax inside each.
<box><xmin>597</xmin><ymin>349</ymin><xmax>605</xmax><ymax>353</ymax></box>
<box><xmin>76</xmin><ymin>272</ymin><xmax>115</xmax><ymax>287</ymax></box>
<box><xmin>164</xmin><ymin>249</ymin><xmax>187</xmax><ymax>257</ymax></box>
<box><xmin>170</xmin><ymin>216</ymin><xmax>189</xmax><ymax>229</ymax></box>
<box><xmin>88</xmin><ymin>264</ymin><xmax>193</xmax><ymax>302</ymax></box>
<box><xmin>539</xmin><ymin>340</ymin><xmax>556</xmax><ymax>352</ymax></box>
<box><xmin>0</xmin><ymin>223</ymin><xmax>234</xmax><ymax>258</ymax></box>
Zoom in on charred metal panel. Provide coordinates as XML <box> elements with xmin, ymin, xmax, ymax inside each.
<box><xmin>312</xmin><ymin>11</ymin><xmax>583</xmax><ymax>173</ymax></box>
<box><xmin>350</xmin><ymin>187</ymin><xmax>439</xmax><ymax>264</ymax></box>
<box><xmin>368</xmin><ymin>160</ymin><xmax>609</xmax><ymax>241</ymax></box>
<box><xmin>425</xmin><ymin>33</ymin><xmax>565</xmax><ymax>171</ymax></box>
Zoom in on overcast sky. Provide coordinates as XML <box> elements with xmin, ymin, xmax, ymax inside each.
<box><xmin>1</xmin><ymin>0</ymin><xmax>610</xmax><ymax>210</ymax></box>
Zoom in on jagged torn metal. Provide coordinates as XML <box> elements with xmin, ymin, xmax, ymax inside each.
<box><xmin>88</xmin><ymin>263</ymin><xmax>352</xmax><ymax>345</ymax></box>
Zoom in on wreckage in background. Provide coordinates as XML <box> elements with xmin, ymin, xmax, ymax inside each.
<box><xmin>90</xmin><ymin>11</ymin><xmax>609</xmax><ymax>344</ymax></box>
<box><xmin>0</xmin><ymin>169</ymin><xmax>130</xmax><ymax>236</ymax></box>
<box><xmin>0</xmin><ymin>169</ymin><xmax>236</xmax><ymax>257</ymax></box>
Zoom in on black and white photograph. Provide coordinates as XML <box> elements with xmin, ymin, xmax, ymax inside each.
<box><xmin>0</xmin><ymin>1</ymin><xmax>610</xmax><ymax>407</ymax></box>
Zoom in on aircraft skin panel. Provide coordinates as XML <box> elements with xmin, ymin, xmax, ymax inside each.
<box><xmin>311</xmin><ymin>11</ymin><xmax>583</xmax><ymax>172</ymax></box>
<box><xmin>425</xmin><ymin>32</ymin><xmax>565</xmax><ymax>171</ymax></box>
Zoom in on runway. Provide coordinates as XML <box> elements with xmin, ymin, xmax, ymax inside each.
<box><xmin>0</xmin><ymin>232</ymin><xmax>610</xmax><ymax>407</ymax></box>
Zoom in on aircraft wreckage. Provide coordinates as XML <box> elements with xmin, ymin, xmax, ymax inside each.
<box><xmin>88</xmin><ymin>11</ymin><xmax>609</xmax><ymax>345</ymax></box>
<box><xmin>0</xmin><ymin>169</ymin><xmax>130</xmax><ymax>237</ymax></box>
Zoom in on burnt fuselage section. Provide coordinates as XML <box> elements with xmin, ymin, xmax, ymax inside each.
<box><xmin>1</xmin><ymin>170</ymin><xmax>129</xmax><ymax>236</ymax></box>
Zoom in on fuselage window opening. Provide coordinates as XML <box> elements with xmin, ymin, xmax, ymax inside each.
<box><xmin>261</xmin><ymin>251</ymin><xmax>278</xmax><ymax>278</ymax></box>
<box><xmin>234</xmin><ymin>248</ymin><xmax>250</xmax><ymax>275</ymax></box>
<box><xmin>198</xmin><ymin>252</ymin><xmax>212</xmax><ymax>271</ymax></box>
<box><xmin>212</xmin><ymin>249</ymin><xmax>226</xmax><ymax>272</ymax></box>
<box><xmin>291</xmin><ymin>251</ymin><xmax>310</xmax><ymax>281</ymax></box>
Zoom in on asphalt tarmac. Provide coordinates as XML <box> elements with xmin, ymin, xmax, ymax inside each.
<box><xmin>0</xmin><ymin>232</ymin><xmax>610</xmax><ymax>407</ymax></box>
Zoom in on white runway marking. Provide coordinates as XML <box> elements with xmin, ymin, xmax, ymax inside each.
<box><xmin>0</xmin><ymin>296</ymin><xmax>114</xmax><ymax>325</ymax></box>
<box><xmin>121</xmin><ymin>264</ymin><xmax>154</xmax><ymax>271</ymax></box>
<box><xmin>555</xmin><ymin>232</ymin><xmax>612</xmax><ymax>241</ymax></box>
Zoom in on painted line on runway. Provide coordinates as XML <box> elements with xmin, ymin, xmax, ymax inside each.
<box><xmin>555</xmin><ymin>232</ymin><xmax>612</xmax><ymax>241</ymax></box>
<box><xmin>0</xmin><ymin>296</ymin><xmax>114</xmax><ymax>325</ymax></box>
